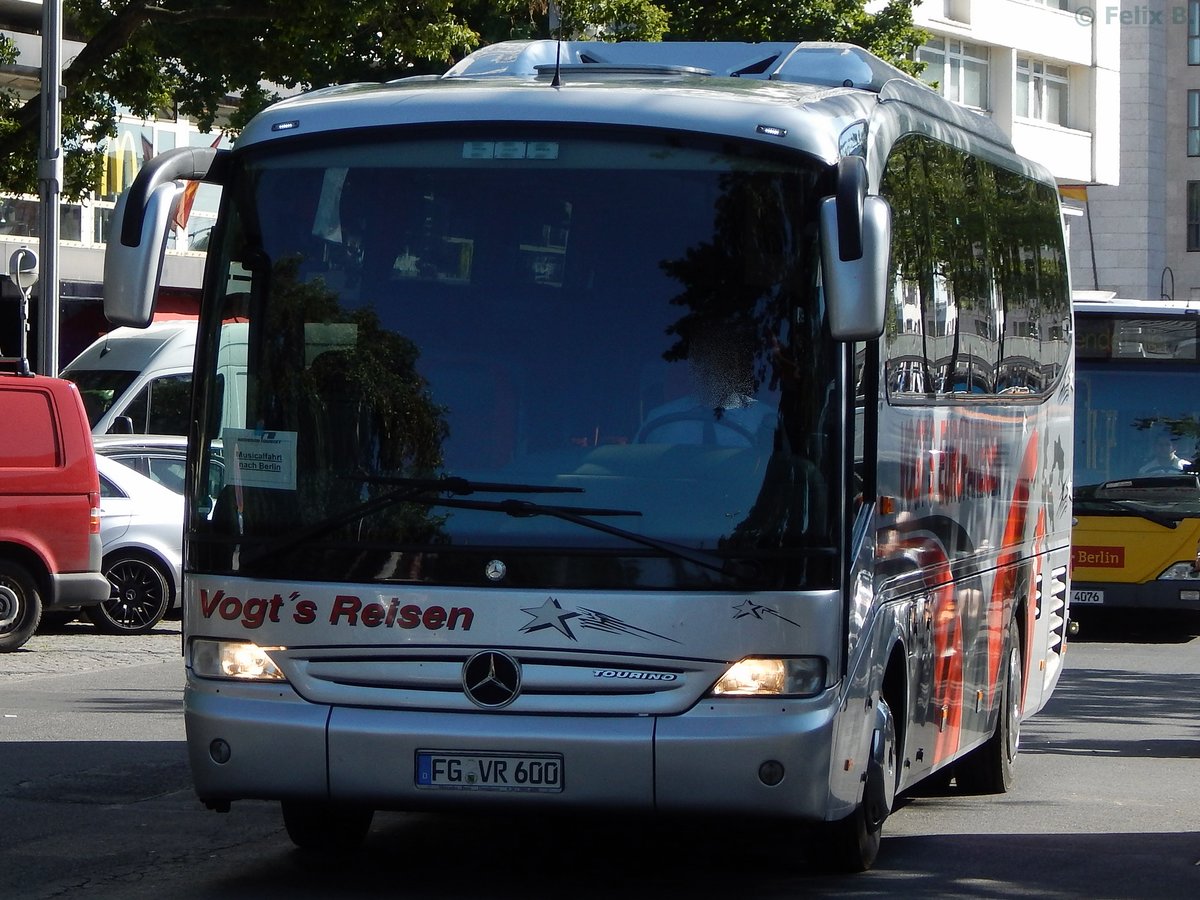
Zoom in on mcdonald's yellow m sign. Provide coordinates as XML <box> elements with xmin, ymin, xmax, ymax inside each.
<box><xmin>99</xmin><ymin>130</ymin><xmax>141</xmax><ymax>197</ymax></box>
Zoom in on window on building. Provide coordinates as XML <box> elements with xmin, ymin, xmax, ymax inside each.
<box><xmin>940</xmin><ymin>0</ymin><xmax>970</xmax><ymax>20</ymax></box>
<box><xmin>0</xmin><ymin>198</ymin><xmax>83</xmax><ymax>242</ymax></box>
<box><xmin>156</xmin><ymin>128</ymin><xmax>177</xmax><ymax>154</ymax></box>
<box><xmin>1189</xmin><ymin>182</ymin><xmax>1200</xmax><ymax>251</ymax></box>
<box><xmin>94</xmin><ymin>206</ymin><xmax>114</xmax><ymax>245</ymax></box>
<box><xmin>1191</xmin><ymin>91</ymin><xmax>1200</xmax><ymax>155</ymax></box>
<box><xmin>1016</xmin><ymin>57</ymin><xmax>1069</xmax><ymax>126</ymax></box>
<box><xmin>1191</xmin><ymin>1</ymin><xmax>1200</xmax><ymax>65</ymax></box>
<box><xmin>917</xmin><ymin>38</ymin><xmax>990</xmax><ymax>109</ymax></box>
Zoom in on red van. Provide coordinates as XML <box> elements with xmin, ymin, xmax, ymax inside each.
<box><xmin>0</xmin><ymin>365</ymin><xmax>110</xmax><ymax>651</ymax></box>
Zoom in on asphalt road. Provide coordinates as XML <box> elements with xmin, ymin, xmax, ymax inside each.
<box><xmin>1</xmin><ymin>611</ymin><xmax>1197</xmax><ymax>899</ymax></box>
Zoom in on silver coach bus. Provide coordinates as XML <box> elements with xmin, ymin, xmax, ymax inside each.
<box><xmin>103</xmin><ymin>40</ymin><xmax>1073</xmax><ymax>871</ymax></box>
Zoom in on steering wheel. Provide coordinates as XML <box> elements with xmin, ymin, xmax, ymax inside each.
<box><xmin>637</xmin><ymin>409</ymin><xmax>757</xmax><ymax>446</ymax></box>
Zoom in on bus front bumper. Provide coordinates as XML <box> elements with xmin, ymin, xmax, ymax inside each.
<box><xmin>184</xmin><ymin>680</ymin><xmax>842</xmax><ymax>821</ymax></box>
<box><xmin>1073</xmin><ymin>579</ymin><xmax>1200</xmax><ymax>611</ymax></box>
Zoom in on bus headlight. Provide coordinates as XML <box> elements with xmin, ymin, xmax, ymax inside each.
<box><xmin>1158</xmin><ymin>562</ymin><xmax>1200</xmax><ymax>580</ymax></box>
<box><xmin>709</xmin><ymin>657</ymin><xmax>827</xmax><ymax>697</ymax></box>
<box><xmin>191</xmin><ymin>639</ymin><xmax>286</xmax><ymax>681</ymax></box>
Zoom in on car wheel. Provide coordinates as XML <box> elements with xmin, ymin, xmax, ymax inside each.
<box><xmin>0</xmin><ymin>559</ymin><xmax>42</xmax><ymax>652</ymax></box>
<box><xmin>88</xmin><ymin>553</ymin><xmax>172</xmax><ymax>635</ymax></box>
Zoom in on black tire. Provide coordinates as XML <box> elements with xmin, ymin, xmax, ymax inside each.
<box><xmin>0</xmin><ymin>559</ymin><xmax>43</xmax><ymax>652</ymax></box>
<box><xmin>87</xmin><ymin>553</ymin><xmax>172</xmax><ymax>635</ymax></box>
<box><xmin>814</xmin><ymin>695</ymin><xmax>897</xmax><ymax>873</ymax></box>
<box><xmin>282</xmin><ymin>801</ymin><xmax>374</xmax><ymax>852</ymax></box>
<box><xmin>956</xmin><ymin>617</ymin><xmax>1022</xmax><ymax>794</ymax></box>
<box><xmin>817</xmin><ymin>802</ymin><xmax>882</xmax><ymax>873</ymax></box>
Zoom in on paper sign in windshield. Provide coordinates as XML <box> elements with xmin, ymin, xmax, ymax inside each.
<box><xmin>226</xmin><ymin>429</ymin><xmax>298</xmax><ymax>490</ymax></box>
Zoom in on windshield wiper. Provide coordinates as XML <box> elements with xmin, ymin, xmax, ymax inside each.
<box><xmin>241</xmin><ymin>475</ymin><xmax>584</xmax><ymax>567</ymax></box>
<box><xmin>1074</xmin><ymin>474</ymin><xmax>1200</xmax><ymax>528</ymax></box>
<box><xmin>1072</xmin><ymin>496</ymin><xmax>1185</xmax><ymax>529</ymax></box>
<box><xmin>242</xmin><ymin>481</ymin><xmax>753</xmax><ymax>582</ymax></box>
<box><xmin>477</xmin><ymin>497</ymin><xmax>754</xmax><ymax>581</ymax></box>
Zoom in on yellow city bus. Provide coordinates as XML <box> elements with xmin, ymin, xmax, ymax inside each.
<box><xmin>1072</xmin><ymin>296</ymin><xmax>1200</xmax><ymax>610</ymax></box>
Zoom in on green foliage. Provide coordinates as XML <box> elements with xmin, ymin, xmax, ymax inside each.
<box><xmin>460</xmin><ymin>1</ymin><xmax>668</xmax><ymax>42</ymax></box>
<box><xmin>1</xmin><ymin>0</ymin><xmax>481</xmax><ymax>198</ymax></box>
<box><xmin>556</xmin><ymin>1</ymin><xmax>670</xmax><ymax>39</ymax></box>
<box><xmin>0</xmin><ymin>0</ymin><xmax>921</xmax><ymax>199</ymax></box>
<box><xmin>661</xmin><ymin>0</ymin><xmax>924</xmax><ymax>74</ymax></box>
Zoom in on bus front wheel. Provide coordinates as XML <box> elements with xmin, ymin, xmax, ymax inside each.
<box><xmin>281</xmin><ymin>800</ymin><xmax>374</xmax><ymax>852</ymax></box>
<box><xmin>956</xmin><ymin>617</ymin><xmax>1022</xmax><ymax>794</ymax></box>
<box><xmin>816</xmin><ymin>695</ymin><xmax>897</xmax><ymax>872</ymax></box>
<box><xmin>819</xmin><ymin>799</ymin><xmax>882</xmax><ymax>873</ymax></box>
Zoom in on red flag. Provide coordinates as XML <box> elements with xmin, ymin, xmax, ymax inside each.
<box><xmin>173</xmin><ymin>180</ymin><xmax>201</xmax><ymax>233</ymax></box>
<box><xmin>174</xmin><ymin>133</ymin><xmax>222</xmax><ymax>233</ymax></box>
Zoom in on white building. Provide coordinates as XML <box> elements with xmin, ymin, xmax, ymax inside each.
<box><xmin>910</xmin><ymin>1</ymin><xmax>1122</xmax><ymax>291</ymax></box>
<box><xmin>1078</xmin><ymin>1</ymin><xmax>1200</xmax><ymax>301</ymax></box>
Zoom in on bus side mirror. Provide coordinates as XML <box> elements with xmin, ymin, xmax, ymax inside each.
<box><xmin>820</xmin><ymin>157</ymin><xmax>889</xmax><ymax>341</ymax></box>
<box><xmin>103</xmin><ymin>146</ymin><xmax>228</xmax><ymax>328</ymax></box>
<box><xmin>103</xmin><ymin>181</ymin><xmax>186</xmax><ymax>328</ymax></box>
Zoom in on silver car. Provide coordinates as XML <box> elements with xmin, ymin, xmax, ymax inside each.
<box><xmin>91</xmin><ymin>434</ymin><xmax>225</xmax><ymax>507</ymax></box>
<box><xmin>92</xmin><ymin>453</ymin><xmax>184</xmax><ymax>634</ymax></box>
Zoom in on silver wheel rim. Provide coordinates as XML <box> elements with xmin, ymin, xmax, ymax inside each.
<box><xmin>0</xmin><ymin>584</ymin><xmax>18</xmax><ymax>629</ymax></box>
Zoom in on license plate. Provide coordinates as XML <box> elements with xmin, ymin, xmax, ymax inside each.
<box><xmin>415</xmin><ymin>751</ymin><xmax>564</xmax><ymax>792</ymax></box>
<box><xmin>1072</xmin><ymin>589</ymin><xmax>1104</xmax><ymax>605</ymax></box>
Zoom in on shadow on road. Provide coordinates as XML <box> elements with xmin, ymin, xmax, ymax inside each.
<box><xmin>1068</xmin><ymin>608</ymin><xmax>1200</xmax><ymax>643</ymax></box>
<box><xmin>193</xmin><ymin>811</ymin><xmax>1200</xmax><ymax>899</ymax></box>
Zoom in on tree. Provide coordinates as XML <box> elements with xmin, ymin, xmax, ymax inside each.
<box><xmin>458</xmin><ymin>1</ymin><xmax>668</xmax><ymax>42</ymax></box>
<box><xmin>0</xmin><ymin>0</ymin><xmax>483</xmax><ymax>198</ymax></box>
<box><xmin>0</xmin><ymin>0</ymin><xmax>920</xmax><ymax>200</ymax></box>
<box><xmin>660</xmin><ymin>0</ymin><xmax>924</xmax><ymax>73</ymax></box>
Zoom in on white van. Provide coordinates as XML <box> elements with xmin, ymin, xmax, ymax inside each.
<box><xmin>62</xmin><ymin>321</ymin><xmax>246</xmax><ymax>436</ymax></box>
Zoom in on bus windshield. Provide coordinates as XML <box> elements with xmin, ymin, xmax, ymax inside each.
<box><xmin>191</xmin><ymin>130</ymin><xmax>840</xmax><ymax>591</ymax></box>
<box><xmin>1075</xmin><ymin>313</ymin><xmax>1200</xmax><ymax>503</ymax></box>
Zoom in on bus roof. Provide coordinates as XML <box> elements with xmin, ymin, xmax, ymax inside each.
<box><xmin>1073</xmin><ymin>294</ymin><xmax>1200</xmax><ymax>316</ymax></box>
<box><xmin>237</xmin><ymin>40</ymin><xmax>1018</xmax><ymax>171</ymax></box>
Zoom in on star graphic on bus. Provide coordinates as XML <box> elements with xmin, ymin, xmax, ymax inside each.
<box><xmin>520</xmin><ymin>597</ymin><xmax>580</xmax><ymax>640</ymax></box>
<box><xmin>577</xmin><ymin>607</ymin><xmax>679</xmax><ymax>644</ymax></box>
<box><xmin>732</xmin><ymin>600</ymin><xmax>803</xmax><ymax>629</ymax></box>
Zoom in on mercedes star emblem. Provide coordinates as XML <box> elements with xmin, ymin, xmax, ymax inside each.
<box><xmin>462</xmin><ymin>650</ymin><xmax>522</xmax><ymax>708</ymax></box>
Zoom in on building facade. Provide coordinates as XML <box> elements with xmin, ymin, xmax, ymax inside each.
<box><xmin>1065</xmin><ymin>1</ymin><xmax>1173</xmax><ymax>300</ymax></box>
<box><xmin>1013</xmin><ymin>1</ymin><xmax>1200</xmax><ymax>303</ymax></box>
<box><xmin>0</xmin><ymin>0</ymin><xmax>221</xmax><ymax>370</ymax></box>
<box><xmin>911</xmin><ymin>0</ymin><xmax>1122</xmax><ymax>297</ymax></box>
